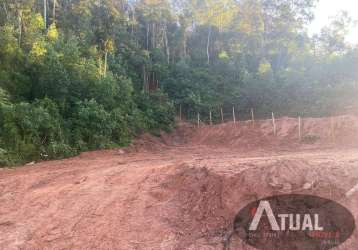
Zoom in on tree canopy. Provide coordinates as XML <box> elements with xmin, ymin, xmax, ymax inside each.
<box><xmin>1</xmin><ymin>0</ymin><xmax>357</xmax><ymax>165</ymax></box>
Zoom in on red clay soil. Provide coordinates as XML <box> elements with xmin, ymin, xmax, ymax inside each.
<box><xmin>1</xmin><ymin>116</ymin><xmax>358</xmax><ymax>249</ymax></box>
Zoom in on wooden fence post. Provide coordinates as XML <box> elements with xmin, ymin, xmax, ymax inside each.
<box><xmin>221</xmin><ymin>108</ymin><xmax>224</xmax><ymax>123</ymax></box>
<box><xmin>251</xmin><ymin>108</ymin><xmax>255</xmax><ymax>126</ymax></box>
<box><xmin>272</xmin><ymin>112</ymin><xmax>276</xmax><ymax>136</ymax></box>
<box><xmin>298</xmin><ymin>116</ymin><xmax>302</xmax><ymax>141</ymax></box>
<box><xmin>197</xmin><ymin>112</ymin><xmax>200</xmax><ymax>128</ymax></box>
<box><xmin>330</xmin><ymin>116</ymin><xmax>335</xmax><ymax>142</ymax></box>
<box><xmin>232</xmin><ymin>106</ymin><xmax>236</xmax><ymax>124</ymax></box>
<box><xmin>209</xmin><ymin>110</ymin><xmax>212</xmax><ymax>125</ymax></box>
<box><xmin>179</xmin><ymin>104</ymin><xmax>182</xmax><ymax>121</ymax></box>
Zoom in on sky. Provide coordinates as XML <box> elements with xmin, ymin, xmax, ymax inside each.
<box><xmin>308</xmin><ymin>0</ymin><xmax>358</xmax><ymax>44</ymax></box>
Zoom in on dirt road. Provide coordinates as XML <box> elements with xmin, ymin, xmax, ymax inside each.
<box><xmin>1</xmin><ymin>118</ymin><xmax>358</xmax><ymax>249</ymax></box>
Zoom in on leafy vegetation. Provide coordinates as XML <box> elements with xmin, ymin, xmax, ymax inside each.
<box><xmin>0</xmin><ymin>0</ymin><xmax>357</xmax><ymax>165</ymax></box>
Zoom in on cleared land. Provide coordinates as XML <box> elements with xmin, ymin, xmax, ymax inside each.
<box><xmin>1</xmin><ymin>116</ymin><xmax>358</xmax><ymax>249</ymax></box>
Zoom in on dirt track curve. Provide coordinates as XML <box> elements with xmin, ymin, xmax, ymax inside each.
<box><xmin>1</xmin><ymin>116</ymin><xmax>358</xmax><ymax>249</ymax></box>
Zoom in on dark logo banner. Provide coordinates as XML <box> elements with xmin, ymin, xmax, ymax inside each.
<box><xmin>232</xmin><ymin>194</ymin><xmax>355</xmax><ymax>250</ymax></box>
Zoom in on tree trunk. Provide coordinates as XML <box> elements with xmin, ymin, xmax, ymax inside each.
<box><xmin>152</xmin><ymin>72</ymin><xmax>156</xmax><ymax>89</ymax></box>
<box><xmin>131</xmin><ymin>6</ymin><xmax>135</xmax><ymax>36</ymax></box>
<box><xmin>52</xmin><ymin>0</ymin><xmax>56</xmax><ymax>24</ymax></box>
<box><xmin>146</xmin><ymin>23</ymin><xmax>149</xmax><ymax>50</ymax></box>
<box><xmin>172</xmin><ymin>52</ymin><xmax>175</xmax><ymax>64</ymax></box>
<box><xmin>99</xmin><ymin>57</ymin><xmax>103</xmax><ymax>76</ymax></box>
<box><xmin>206</xmin><ymin>26</ymin><xmax>212</xmax><ymax>65</ymax></box>
<box><xmin>43</xmin><ymin>0</ymin><xmax>47</xmax><ymax>28</ymax></box>
<box><xmin>2</xmin><ymin>2</ymin><xmax>8</xmax><ymax>21</ymax></box>
<box><xmin>183</xmin><ymin>31</ymin><xmax>187</xmax><ymax>58</ymax></box>
<box><xmin>164</xmin><ymin>25</ymin><xmax>170</xmax><ymax>64</ymax></box>
<box><xmin>152</xmin><ymin>22</ymin><xmax>156</xmax><ymax>48</ymax></box>
<box><xmin>18</xmin><ymin>9</ymin><xmax>22</xmax><ymax>46</ymax></box>
<box><xmin>104</xmin><ymin>51</ymin><xmax>108</xmax><ymax>76</ymax></box>
<box><xmin>143</xmin><ymin>65</ymin><xmax>147</xmax><ymax>92</ymax></box>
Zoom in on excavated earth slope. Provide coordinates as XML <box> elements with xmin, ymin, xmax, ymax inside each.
<box><xmin>1</xmin><ymin>116</ymin><xmax>358</xmax><ymax>249</ymax></box>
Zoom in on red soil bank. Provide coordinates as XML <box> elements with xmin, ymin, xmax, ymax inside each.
<box><xmin>1</xmin><ymin>115</ymin><xmax>358</xmax><ymax>249</ymax></box>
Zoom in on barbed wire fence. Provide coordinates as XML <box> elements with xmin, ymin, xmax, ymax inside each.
<box><xmin>176</xmin><ymin>105</ymin><xmax>340</xmax><ymax>142</ymax></box>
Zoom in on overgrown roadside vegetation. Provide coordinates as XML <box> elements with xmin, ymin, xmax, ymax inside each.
<box><xmin>1</xmin><ymin>0</ymin><xmax>357</xmax><ymax>166</ymax></box>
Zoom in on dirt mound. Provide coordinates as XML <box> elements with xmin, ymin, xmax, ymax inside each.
<box><xmin>159</xmin><ymin>166</ymin><xmax>229</xmax><ymax>249</ymax></box>
<box><xmin>201</xmin><ymin>115</ymin><xmax>358</xmax><ymax>148</ymax></box>
<box><xmin>156</xmin><ymin>158</ymin><xmax>358</xmax><ymax>249</ymax></box>
<box><xmin>140</xmin><ymin>115</ymin><xmax>358</xmax><ymax>151</ymax></box>
<box><xmin>126</xmin><ymin>132</ymin><xmax>170</xmax><ymax>152</ymax></box>
<box><xmin>127</xmin><ymin>122</ymin><xmax>196</xmax><ymax>152</ymax></box>
<box><xmin>191</xmin><ymin>121</ymin><xmax>279</xmax><ymax>151</ymax></box>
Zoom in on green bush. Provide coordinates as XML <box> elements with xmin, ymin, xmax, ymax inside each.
<box><xmin>135</xmin><ymin>91</ymin><xmax>175</xmax><ymax>133</ymax></box>
<box><xmin>110</xmin><ymin>108</ymin><xmax>132</xmax><ymax>146</ymax></box>
<box><xmin>0</xmin><ymin>98</ymin><xmax>75</xmax><ymax>164</ymax></box>
<box><xmin>70</xmin><ymin>99</ymin><xmax>115</xmax><ymax>151</ymax></box>
<box><xmin>46</xmin><ymin>142</ymin><xmax>76</xmax><ymax>159</ymax></box>
<box><xmin>0</xmin><ymin>148</ymin><xmax>11</xmax><ymax>167</ymax></box>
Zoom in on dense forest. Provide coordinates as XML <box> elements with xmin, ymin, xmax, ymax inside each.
<box><xmin>0</xmin><ymin>0</ymin><xmax>358</xmax><ymax>165</ymax></box>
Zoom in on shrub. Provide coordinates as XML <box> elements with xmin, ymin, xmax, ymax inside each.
<box><xmin>0</xmin><ymin>98</ymin><xmax>73</xmax><ymax>163</ymax></box>
<box><xmin>135</xmin><ymin>91</ymin><xmax>175</xmax><ymax>133</ymax></box>
<box><xmin>70</xmin><ymin>99</ymin><xmax>115</xmax><ymax>150</ymax></box>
